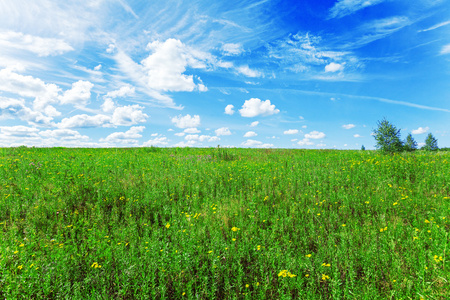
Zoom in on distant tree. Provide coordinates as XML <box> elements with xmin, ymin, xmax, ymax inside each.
<box><xmin>361</xmin><ymin>145</ymin><xmax>365</xmax><ymax>151</ymax></box>
<box><xmin>423</xmin><ymin>133</ymin><xmax>438</xmax><ymax>151</ymax></box>
<box><xmin>373</xmin><ymin>118</ymin><xmax>403</xmax><ymax>153</ymax></box>
<box><xmin>403</xmin><ymin>133</ymin><xmax>417</xmax><ymax>152</ymax></box>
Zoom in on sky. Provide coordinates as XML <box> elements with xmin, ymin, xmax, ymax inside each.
<box><xmin>0</xmin><ymin>0</ymin><xmax>449</xmax><ymax>149</ymax></box>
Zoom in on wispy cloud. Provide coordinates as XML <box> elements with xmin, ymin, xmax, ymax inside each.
<box><xmin>328</xmin><ymin>0</ymin><xmax>386</xmax><ymax>19</ymax></box>
<box><xmin>418</xmin><ymin>20</ymin><xmax>450</xmax><ymax>32</ymax></box>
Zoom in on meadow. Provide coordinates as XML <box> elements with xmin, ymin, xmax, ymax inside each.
<box><xmin>0</xmin><ymin>147</ymin><xmax>449</xmax><ymax>299</ymax></box>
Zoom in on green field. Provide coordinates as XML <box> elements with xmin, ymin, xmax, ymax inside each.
<box><xmin>0</xmin><ymin>147</ymin><xmax>449</xmax><ymax>299</ymax></box>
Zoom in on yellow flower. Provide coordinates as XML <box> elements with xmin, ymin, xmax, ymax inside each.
<box><xmin>257</xmin><ymin>245</ymin><xmax>261</xmax><ymax>250</ymax></box>
<box><xmin>321</xmin><ymin>274</ymin><xmax>330</xmax><ymax>280</ymax></box>
<box><xmin>17</xmin><ymin>265</ymin><xmax>23</xmax><ymax>270</ymax></box>
<box><xmin>425</xmin><ymin>219</ymin><xmax>430</xmax><ymax>223</ymax></box>
<box><xmin>166</xmin><ymin>223</ymin><xmax>170</xmax><ymax>229</ymax></box>
<box><xmin>19</xmin><ymin>243</ymin><xmax>24</xmax><ymax>247</ymax></box>
<box><xmin>342</xmin><ymin>224</ymin><xmax>346</xmax><ymax>227</ymax></box>
<box><xmin>322</xmin><ymin>263</ymin><xmax>331</xmax><ymax>267</ymax></box>
<box><xmin>245</xmin><ymin>284</ymin><xmax>249</xmax><ymax>288</ymax></box>
<box><xmin>305</xmin><ymin>254</ymin><xmax>312</xmax><ymax>257</ymax></box>
<box><xmin>232</xmin><ymin>238</ymin><xmax>236</xmax><ymax>241</ymax></box>
<box><xmin>278</xmin><ymin>270</ymin><xmax>288</xmax><ymax>277</ymax></box>
<box><xmin>305</xmin><ymin>274</ymin><xmax>309</xmax><ymax>277</ymax></box>
<box><xmin>231</xmin><ymin>227</ymin><xmax>240</xmax><ymax>232</ymax></box>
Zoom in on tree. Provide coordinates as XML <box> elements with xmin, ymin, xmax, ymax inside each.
<box><xmin>373</xmin><ymin>118</ymin><xmax>403</xmax><ymax>153</ymax></box>
<box><xmin>423</xmin><ymin>133</ymin><xmax>438</xmax><ymax>151</ymax></box>
<box><xmin>361</xmin><ymin>145</ymin><xmax>365</xmax><ymax>151</ymax></box>
<box><xmin>403</xmin><ymin>133</ymin><xmax>417</xmax><ymax>152</ymax></box>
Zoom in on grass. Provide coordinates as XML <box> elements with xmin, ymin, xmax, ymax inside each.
<box><xmin>0</xmin><ymin>147</ymin><xmax>449</xmax><ymax>299</ymax></box>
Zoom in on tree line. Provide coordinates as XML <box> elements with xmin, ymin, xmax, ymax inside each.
<box><xmin>371</xmin><ymin>118</ymin><xmax>439</xmax><ymax>153</ymax></box>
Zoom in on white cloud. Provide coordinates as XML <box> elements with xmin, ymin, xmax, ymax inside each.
<box><xmin>185</xmin><ymin>134</ymin><xmax>219</xmax><ymax>142</ymax></box>
<box><xmin>105</xmin><ymin>85</ymin><xmax>135</xmax><ymax>99</ymax></box>
<box><xmin>283</xmin><ymin>129</ymin><xmax>299</xmax><ymax>135</ymax></box>
<box><xmin>57</xmin><ymin>114</ymin><xmax>111</xmax><ymax>128</ymax></box>
<box><xmin>0</xmin><ymin>125</ymin><xmax>39</xmax><ymax>137</ymax></box>
<box><xmin>94</xmin><ymin>64</ymin><xmax>102</xmax><ymax>71</ymax></box>
<box><xmin>418</xmin><ymin>20</ymin><xmax>450</xmax><ymax>32</ymax></box>
<box><xmin>316</xmin><ymin>143</ymin><xmax>327</xmax><ymax>147</ymax></box>
<box><xmin>59</xmin><ymin>80</ymin><xmax>94</xmax><ymax>107</ymax></box>
<box><xmin>297</xmin><ymin>138</ymin><xmax>314</xmax><ymax>146</ymax></box>
<box><xmin>141</xmin><ymin>39</ymin><xmax>211</xmax><ymax>92</ymax></box>
<box><xmin>244</xmin><ymin>131</ymin><xmax>257</xmax><ymax>137</ymax></box>
<box><xmin>412</xmin><ymin>126</ymin><xmax>429</xmax><ymax>134</ymax></box>
<box><xmin>353</xmin><ymin>134</ymin><xmax>362</xmax><ymax>138</ymax></box>
<box><xmin>184</xmin><ymin>127</ymin><xmax>200</xmax><ymax>134</ymax></box>
<box><xmin>221</xmin><ymin>43</ymin><xmax>244</xmax><ymax>56</ymax></box>
<box><xmin>215</xmin><ymin>127</ymin><xmax>232</xmax><ymax>136</ymax></box>
<box><xmin>325</xmin><ymin>62</ymin><xmax>344</xmax><ymax>72</ymax></box>
<box><xmin>0</xmin><ymin>31</ymin><xmax>73</xmax><ymax>56</ymax></box>
<box><xmin>239</xmin><ymin>98</ymin><xmax>280</xmax><ymax>117</ymax></box>
<box><xmin>143</xmin><ymin>137</ymin><xmax>168</xmax><ymax>146</ymax></box>
<box><xmin>241</xmin><ymin>139</ymin><xmax>273</xmax><ymax>148</ymax></box>
<box><xmin>225</xmin><ymin>104</ymin><xmax>235</xmax><ymax>115</ymax></box>
<box><xmin>39</xmin><ymin>129</ymin><xmax>89</xmax><ymax>141</ymax></box>
<box><xmin>328</xmin><ymin>0</ymin><xmax>386</xmax><ymax>19</ymax></box>
<box><xmin>101</xmin><ymin>98</ymin><xmax>115</xmax><ymax>113</ymax></box>
<box><xmin>100</xmin><ymin>126</ymin><xmax>145</xmax><ymax>144</ymax></box>
<box><xmin>236</xmin><ymin>65</ymin><xmax>262</xmax><ymax>77</ymax></box>
<box><xmin>174</xmin><ymin>132</ymin><xmax>185</xmax><ymax>137</ymax></box>
<box><xmin>250</xmin><ymin>121</ymin><xmax>259</xmax><ymax>127</ymax></box>
<box><xmin>305</xmin><ymin>131</ymin><xmax>326</xmax><ymax>139</ymax></box>
<box><xmin>171</xmin><ymin>114</ymin><xmax>201</xmax><ymax>128</ymax></box>
<box><xmin>342</xmin><ymin>124</ymin><xmax>356</xmax><ymax>129</ymax></box>
<box><xmin>111</xmin><ymin>105</ymin><xmax>148</xmax><ymax>126</ymax></box>
<box><xmin>441</xmin><ymin>44</ymin><xmax>450</xmax><ymax>55</ymax></box>
<box><xmin>0</xmin><ymin>97</ymin><xmax>53</xmax><ymax>125</ymax></box>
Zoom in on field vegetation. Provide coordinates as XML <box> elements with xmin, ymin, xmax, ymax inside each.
<box><xmin>0</xmin><ymin>147</ymin><xmax>449</xmax><ymax>299</ymax></box>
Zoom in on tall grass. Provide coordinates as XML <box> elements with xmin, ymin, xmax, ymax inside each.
<box><xmin>0</xmin><ymin>147</ymin><xmax>449</xmax><ymax>299</ymax></box>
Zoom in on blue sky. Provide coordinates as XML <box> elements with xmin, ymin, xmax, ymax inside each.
<box><xmin>0</xmin><ymin>0</ymin><xmax>449</xmax><ymax>149</ymax></box>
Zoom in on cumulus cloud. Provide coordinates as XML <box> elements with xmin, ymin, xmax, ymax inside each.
<box><xmin>221</xmin><ymin>43</ymin><xmax>244</xmax><ymax>56</ymax></box>
<box><xmin>0</xmin><ymin>125</ymin><xmax>39</xmax><ymax>137</ymax></box>
<box><xmin>412</xmin><ymin>126</ymin><xmax>429</xmax><ymax>134</ymax></box>
<box><xmin>184</xmin><ymin>127</ymin><xmax>200</xmax><ymax>134</ymax></box>
<box><xmin>215</xmin><ymin>127</ymin><xmax>231</xmax><ymax>136</ymax></box>
<box><xmin>284</xmin><ymin>129</ymin><xmax>299</xmax><ymax>135</ymax></box>
<box><xmin>141</xmin><ymin>39</ymin><xmax>211</xmax><ymax>92</ymax></box>
<box><xmin>0</xmin><ymin>97</ymin><xmax>54</xmax><ymax>125</ymax></box>
<box><xmin>39</xmin><ymin>129</ymin><xmax>89</xmax><ymax>141</ymax></box>
<box><xmin>171</xmin><ymin>114</ymin><xmax>201</xmax><ymax>128</ymax></box>
<box><xmin>143</xmin><ymin>136</ymin><xmax>168</xmax><ymax>146</ymax></box>
<box><xmin>297</xmin><ymin>138</ymin><xmax>314</xmax><ymax>146</ymax></box>
<box><xmin>325</xmin><ymin>62</ymin><xmax>344</xmax><ymax>72</ymax></box>
<box><xmin>59</xmin><ymin>80</ymin><xmax>94</xmax><ymax>107</ymax></box>
<box><xmin>57</xmin><ymin>114</ymin><xmax>111</xmax><ymax>128</ymax></box>
<box><xmin>111</xmin><ymin>105</ymin><xmax>148</xmax><ymax>126</ymax></box>
<box><xmin>224</xmin><ymin>104</ymin><xmax>235</xmax><ymax>115</ymax></box>
<box><xmin>244</xmin><ymin>131</ymin><xmax>257</xmax><ymax>137</ymax></box>
<box><xmin>239</xmin><ymin>98</ymin><xmax>280</xmax><ymax>117</ymax></box>
<box><xmin>342</xmin><ymin>124</ymin><xmax>356</xmax><ymax>129</ymax></box>
<box><xmin>105</xmin><ymin>85</ymin><xmax>135</xmax><ymax>99</ymax></box>
<box><xmin>185</xmin><ymin>134</ymin><xmax>219</xmax><ymax>142</ymax></box>
<box><xmin>101</xmin><ymin>98</ymin><xmax>115</xmax><ymax>113</ymax></box>
<box><xmin>353</xmin><ymin>134</ymin><xmax>362</xmax><ymax>138</ymax></box>
<box><xmin>305</xmin><ymin>131</ymin><xmax>326</xmax><ymax>139</ymax></box>
<box><xmin>100</xmin><ymin>126</ymin><xmax>145</xmax><ymax>144</ymax></box>
<box><xmin>0</xmin><ymin>31</ymin><xmax>74</xmax><ymax>56</ymax></box>
<box><xmin>250</xmin><ymin>121</ymin><xmax>259</xmax><ymax>127</ymax></box>
<box><xmin>241</xmin><ymin>139</ymin><xmax>273</xmax><ymax>148</ymax></box>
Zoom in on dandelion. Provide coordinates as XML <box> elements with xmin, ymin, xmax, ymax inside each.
<box><xmin>166</xmin><ymin>223</ymin><xmax>170</xmax><ymax>229</ymax></box>
<box><xmin>425</xmin><ymin>220</ymin><xmax>430</xmax><ymax>224</ymax></box>
<box><xmin>231</xmin><ymin>227</ymin><xmax>240</xmax><ymax>232</ymax></box>
<box><xmin>321</xmin><ymin>274</ymin><xmax>330</xmax><ymax>280</ymax></box>
<box><xmin>305</xmin><ymin>254</ymin><xmax>312</xmax><ymax>257</ymax></box>
<box><xmin>257</xmin><ymin>245</ymin><xmax>261</xmax><ymax>250</ymax></box>
<box><xmin>17</xmin><ymin>265</ymin><xmax>23</xmax><ymax>270</ymax></box>
<box><xmin>278</xmin><ymin>270</ymin><xmax>296</xmax><ymax>277</ymax></box>
<box><xmin>322</xmin><ymin>263</ymin><xmax>331</xmax><ymax>267</ymax></box>
<box><xmin>245</xmin><ymin>284</ymin><xmax>249</xmax><ymax>288</ymax></box>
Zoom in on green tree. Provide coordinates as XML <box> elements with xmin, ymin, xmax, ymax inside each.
<box><xmin>403</xmin><ymin>133</ymin><xmax>417</xmax><ymax>152</ymax></box>
<box><xmin>373</xmin><ymin>118</ymin><xmax>403</xmax><ymax>153</ymax></box>
<box><xmin>361</xmin><ymin>145</ymin><xmax>365</xmax><ymax>151</ymax></box>
<box><xmin>423</xmin><ymin>133</ymin><xmax>438</xmax><ymax>151</ymax></box>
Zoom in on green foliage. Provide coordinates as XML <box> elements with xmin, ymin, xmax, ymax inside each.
<box><xmin>423</xmin><ymin>133</ymin><xmax>439</xmax><ymax>151</ymax></box>
<box><xmin>404</xmin><ymin>133</ymin><xmax>418</xmax><ymax>152</ymax></box>
<box><xmin>361</xmin><ymin>145</ymin><xmax>365</xmax><ymax>151</ymax></box>
<box><xmin>373</xmin><ymin>118</ymin><xmax>404</xmax><ymax>153</ymax></box>
<box><xmin>0</xmin><ymin>148</ymin><xmax>449</xmax><ymax>299</ymax></box>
